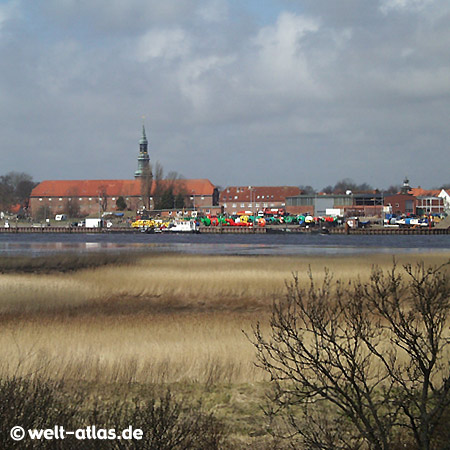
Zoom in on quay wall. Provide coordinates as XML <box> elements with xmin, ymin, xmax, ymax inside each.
<box><xmin>0</xmin><ymin>226</ymin><xmax>447</xmax><ymax>235</ymax></box>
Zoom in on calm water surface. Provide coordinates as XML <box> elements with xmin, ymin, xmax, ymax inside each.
<box><xmin>0</xmin><ymin>233</ymin><xmax>449</xmax><ymax>256</ymax></box>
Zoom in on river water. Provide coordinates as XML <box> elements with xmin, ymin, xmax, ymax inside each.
<box><xmin>0</xmin><ymin>233</ymin><xmax>449</xmax><ymax>257</ymax></box>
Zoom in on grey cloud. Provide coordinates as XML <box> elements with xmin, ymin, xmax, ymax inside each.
<box><xmin>34</xmin><ymin>0</ymin><xmax>199</xmax><ymax>35</ymax></box>
<box><xmin>0</xmin><ymin>0</ymin><xmax>449</xmax><ymax>189</ymax></box>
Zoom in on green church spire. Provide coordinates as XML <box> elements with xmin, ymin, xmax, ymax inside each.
<box><xmin>140</xmin><ymin>124</ymin><xmax>147</xmax><ymax>146</ymax></box>
<box><xmin>134</xmin><ymin>123</ymin><xmax>150</xmax><ymax>178</ymax></box>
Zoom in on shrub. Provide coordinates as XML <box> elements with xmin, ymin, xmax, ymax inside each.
<box><xmin>251</xmin><ymin>262</ymin><xmax>450</xmax><ymax>450</ymax></box>
<box><xmin>0</xmin><ymin>378</ymin><xmax>225</xmax><ymax>449</ymax></box>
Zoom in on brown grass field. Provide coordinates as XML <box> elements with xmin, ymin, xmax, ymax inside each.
<box><xmin>1</xmin><ymin>251</ymin><xmax>449</xmax><ymax>446</ymax></box>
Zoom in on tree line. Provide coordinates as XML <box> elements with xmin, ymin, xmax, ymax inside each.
<box><xmin>300</xmin><ymin>178</ymin><xmax>450</xmax><ymax>195</ymax></box>
<box><xmin>0</xmin><ymin>172</ymin><xmax>38</xmax><ymax>213</ymax></box>
<box><xmin>139</xmin><ymin>162</ymin><xmax>188</xmax><ymax>212</ymax></box>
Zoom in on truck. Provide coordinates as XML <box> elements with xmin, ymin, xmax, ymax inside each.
<box><xmin>85</xmin><ymin>218</ymin><xmax>104</xmax><ymax>228</ymax></box>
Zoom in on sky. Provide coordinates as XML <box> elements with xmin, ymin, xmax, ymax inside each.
<box><xmin>0</xmin><ymin>0</ymin><xmax>449</xmax><ymax>190</ymax></box>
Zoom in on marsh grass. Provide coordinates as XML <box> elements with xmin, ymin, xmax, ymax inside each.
<box><xmin>1</xmin><ymin>251</ymin><xmax>449</xmax><ymax>448</ymax></box>
<box><xmin>0</xmin><ymin>252</ymin><xmax>449</xmax><ymax>385</ymax></box>
<box><xmin>0</xmin><ymin>251</ymin><xmax>138</xmax><ymax>274</ymax></box>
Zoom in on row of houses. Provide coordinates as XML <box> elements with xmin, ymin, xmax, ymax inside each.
<box><xmin>29</xmin><ymin>180</ymin><xmax>300</xmax><ymax>218</ymax></box>
<box><xmin>29</xmin><ymin>179</ymin><xmax>450</xmax><ymax>219</ymax></box>
<box><xmin>27</xmin><ymin>128</ymin><xmax>449</xmax><ymax>219</ymax></box>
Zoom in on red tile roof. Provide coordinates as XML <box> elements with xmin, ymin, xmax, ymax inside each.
<box><xmin>408</xmin><ymin>188</ymin><xmax>441</xmax><ymax>197</ymax></box>
<box><xmin>31</xmin><ymin>179</ymin><xmax>216</xmax><ymax>197</ymax></box>
<box><xmin>10</xmin><ymin>203</ymin><xmax>22</xmax><ymax>214</ymax></box>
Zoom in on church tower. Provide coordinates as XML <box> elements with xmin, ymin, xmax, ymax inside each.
<box><xmin>400</xmin><ymin>176</ymin><xmax>411</xmax><ymax>194</ymax></box>
<box><xmin>134</xmin><ymin>125</ymin><xmax>151</xmax><ymax>178</ymax></box>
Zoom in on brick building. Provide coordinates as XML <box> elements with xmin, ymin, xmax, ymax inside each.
<box><xmin>383</xmin><ymin>193</ymin><xmax>416</xmax><ymax>215</ymax></box>
<box><xmin>220</xmin><ymin>186</ymin><xmax>301</xmax><ymax>215</ymax></box>
<box><xmin>409</xmin><ymin>188</ymin><xmax>446</xmax><ymax>215</ymax></box>
<box><xmin>29</xmin><ymin>127</ymin><xmax>219</xmax><ymax>218</ymax></box>
<box><xmin>29</xmin><ymin>178</ymin><xmax>218</xmax><ymax>218</ymax></box>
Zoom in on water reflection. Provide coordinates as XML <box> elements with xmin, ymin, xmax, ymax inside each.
<box><xmin>0</xmin><ymin>237</ymin><xmax>449</xmax><ymax>257</ymax></box>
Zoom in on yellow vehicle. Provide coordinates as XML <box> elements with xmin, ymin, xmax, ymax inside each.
<box><xmin>132</xmin><ymin>218</ymin><xmax>171</xmax><ymax>232</ymax></box>
<box><xmin>132</xmin><ymin>219</ymin><xmax>155</xmax><ymax>229</ymax></box>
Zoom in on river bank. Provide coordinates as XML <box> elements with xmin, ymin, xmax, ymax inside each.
<box><xmin>0</xmin><ymin>224</ymin><xmax>448</xmax><ymax>234</ymax></box>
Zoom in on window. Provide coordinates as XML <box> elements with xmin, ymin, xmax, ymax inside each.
<box><xmin>395</xmin><ymin>203</ymin><xmax>400</xmax><ymax>208</ymax></box>
<box><xmin>201</xmin><ymin>196</ymin><xmax>204</xmax><ymax>200</ymax></box>
<box><xmin>240</xmin><ymin>203</ymin><xmax>245</xmax><ymax>207</ymax></box>
<box><xmin>257</xmin><ymin>195</ymin><xmax>260</xmax><ymax>199</ymax></box>
<box><xmin>223</xmin><ymin>203</ymin><xmax>227</xmax><ymax>208</ymax></box>
<box><xmin>248</xmin><ymin>203</ymin><xmax>252</xmax><ymax>208</ymax></box>
<box><xmin>234</xmin><ymin>196</ymin><xmax>238</xmax><ymax>199</ymax></box>
<box><xmin>112</xmin><ymin>197</ymin><xmax>116</xmax><ymax>201</ymax></box>
<box><xmin>39</xmin><ymin>198</ymin><xmax>42</xmax><ymax>201</ymax></box>
<box><xmin>262</xmin><ymin>195</ymin><xmax>265</xmax><ymax>199</ymax></box>
<box><xmin>256</xmin><ymin>203</ymin><xmax>260</xmax><ymax>208</ymax></box>
<box><xmin>59</xmin><ymin>198</ymin><xmax>62</xmax><ymax>201</ymax></box>
<box><xmin>232</xmin><ymin>203</ymin><xmax>237</xmax><ymax>208</ymax></box>
<box><xmin>48</xmin><ymin>198</ymin><xmax>52</xmax><ymax>201</ymax></box>
<box><xmin>79</xmin><ymin>198</ymin><xmax>83</xmax><ymax>201</ymax></box>
<box><xmin>263</xmin><ymin>203</ymin><xmax>268</xmax><ymax>207</ymax></box>
<box><xmin>89</xmin><ymin>197</ymin><xmax>92</xmax><ymax>201</ymax></box>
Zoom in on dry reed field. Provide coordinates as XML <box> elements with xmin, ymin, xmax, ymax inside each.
<box><xmin>1</xmin><ymin>251</ymin><xmax>449</xmax><ymax>447</ymax></box>
<box><xmin>0</xmin><ymin>252</ymin><xmax>449</xmax><ymax>385</ymax></box>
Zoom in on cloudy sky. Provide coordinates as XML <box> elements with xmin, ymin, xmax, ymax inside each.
<box><xmin>0</xmin><ymin>0</ymin><xmax>449</xmax><ymax>189</ymax></box>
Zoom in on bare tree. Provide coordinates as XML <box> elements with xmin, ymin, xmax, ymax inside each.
<box><xmin>0</xmin><ymin>171</ymin><xmax>37</xmax><ymax>211</ymax></box>
<box><xmin>251</xmin><ymin>262</ymin><xmax>450</xmax><ymax>450</ymax></box>
<box><xmin>63</xmin><ymin>197</ymin><xmax>80</xmax><ymax>218</ymax></box>
<box><xmin>140</xmin><ymin>163</ymin><xmax>153</xmax><ymax>210</ymax></box>
<box><xmin>298</xmin><ymin>185</ymin><xmax>316</xmax><ymax>195</ymax></box>
<box><xmin>330</xmin><ymin>178</ymin><xmax>373</xmax><ymax>194</ymax></box>
<box><xmin>152</xmin><ymin>162</ymin><xmax>165</xmax><ymax>210</ymax></box>
<box><xmin>166</xmin><ymin>171</ymin><xmax>187</xmax><ymax>209</ymax></box>
<box><xmin>97</xmin><ymin>185</ymin><xmax>108</xmax><ymax>213</ymax></box>
<box><xmin>384</xmin><ymin>185</ymin><xmax>402</xmax><ymax>195</ymax></box>
<box><xmin>63</xmin><ymin>189</ymin><xmax>81</xmax><ymax>218</ymax></box>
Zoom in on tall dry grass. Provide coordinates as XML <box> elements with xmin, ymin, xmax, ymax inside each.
<box><xmin>0</xmin><ymin>252</ymin><xmax>448</xmax><ymax>385</ymax></box>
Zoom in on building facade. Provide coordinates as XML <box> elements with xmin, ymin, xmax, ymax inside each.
<box><xmin>219</xmin><ymin>186</ymin><xmax>301</xmax><ymax>215</ymax></box>
<box><xmin>286</xmin><ymin>193</ymin><xmax>386</xmax><ymax>217</ymax></box>
<box><xmin>409</xmin><ymin>188</ymin><xmax>446</xmax><ymax>215</ymax></box>
<box><xmin>383</xmin><ymin>193</ymin><xmax>416</xmax><ymax>215</ymax></box>
<box><xmin>29</xmin><ymin>179</ymin><xmax>218</xmax><ymax>218</ymax></box>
